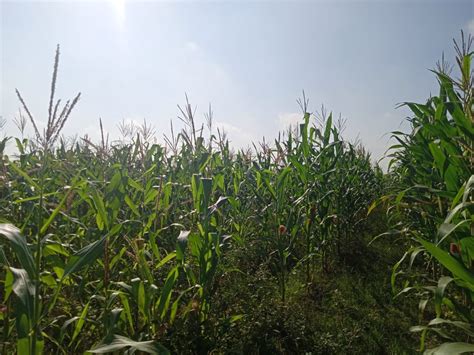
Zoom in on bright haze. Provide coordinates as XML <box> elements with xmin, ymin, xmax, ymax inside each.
<box><xmin>1</xmin><ymin>0</ymin><xmax>472</xmax><ymax>167</ymax></box>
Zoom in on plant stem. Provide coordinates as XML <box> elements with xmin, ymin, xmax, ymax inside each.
<box><xmin>32</xmin><ymin>154</ymin><xmax>46</xmax><ymax>355</ymax></box>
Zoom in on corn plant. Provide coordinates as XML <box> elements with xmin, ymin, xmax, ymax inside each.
<box><xmin>176</xmin><ymin>174</ymin><xmax>230</xmax><ymax>322</ymax></box>
<box><xmin>381</xmin><ymin>32</ymin><xmax>473</xmax><ymax>352</ymax></box>
<box><xmin>408</xmin><ymin>176</ymin><xmax>473</xmax><ymax>354</ymax></box>
<box><xmin>0</xmin><ymin>41</ymin><xmax>394</xmax><ymax>353</ymax></box>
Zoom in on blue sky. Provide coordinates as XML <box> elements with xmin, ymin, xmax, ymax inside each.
<box><xmin>1</xmin><ymin>0</ymin><xmax>473</xmax><ymax>165</ymax></box>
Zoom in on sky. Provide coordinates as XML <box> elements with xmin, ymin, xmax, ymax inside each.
<box><xmin>1</xmin><ymin>0</ymin><xmax>473</xmax><ymax>167</ymax></box>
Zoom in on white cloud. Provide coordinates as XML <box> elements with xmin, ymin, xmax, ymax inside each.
<box><xmin>467</xmin><ymin>19</ymin><xmax>474</xmax><ymax>34</ymax></box>
<box><xmin>216</xmin><ymin>121</ymin><xmax>242</xmax><ymax>134</ymax></box>
<box><xmin>278</xmin><ymin>112</ymin><xmax>303</xmax><ymax>130</ymax></box>
<box><xmin>215</xmin><ymin>120</ymin><xmax>254</xmax><ymax>149</ymax></box>
<box><xmin>185</xmin><ymin>41</ymin><xmax>200</xmax><ymax>52</ymax></box>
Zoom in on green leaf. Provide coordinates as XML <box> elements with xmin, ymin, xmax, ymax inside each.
<box><xmin>128</xmin><ymin>178</ymin><xmax>144</xmax><ymax>191</ymax></box>
<box><xmin>70</xmin><ymin>301</ymin><xmax>90</xmax><ymax>345</ymax></box>
<box><xmin>63</xmin><ymin>238</ymin><xmax>106</xmax><ymax>280</ymax></box>
<box><xmin>157</xmin><ymin>267</ymin><xmax>179</xmax><ymax>319</ymax></box>
<box><xmin>459</xmin><ymin>237</ymin><xmax>474</xmax><ymax>268</ymax></box>
<box><xmin>91</xmin><ymin>189</ymin><xmax>109</xmax><ymax>231</ymax></box>
<box><xmin>276</xmin><ymin>167</ymin><xmax>292</xmax><ymax>195</ymax></box>
<box><xmin>137</xmin><ymin>281</ymin><xmax>146</xmax><ymax>318</ymax></box>
<box><xmin>156</xmin><ymin>252</ymin><xmax>176</xmax><ymax>269</ymax></box>
<box><xmin>40</xmin><ymin>188</ymin><xmax>76</xmax><ymax>235</ymax></box>
<box><xmin>104</xmin><ymin>308</ymin><xmax>123</xmax><ymax>340</ymax></box>
<box><xmin>437</xmin><ymin>221</ymin><xmax>469</xmax><ymax>245</ymax></box>
<box><xmin>434</xmin><ymin>277</ymin><xmax>453</xmax><ymax>317</ymax></box>
<box><xmin>10</xmin><ymin>267</ymin><xmax>35</xmax><ymax>315</ymax></box>
<box><xmin>0</xmin><ymin>224</ymin><xmax>36</xmax><ymax>279</ymax></box>
<box><xmin>13</xmin><ymin>191</ymin><xmax>58</xmax><ymax>204</ymax></box>
<box><xmin>418</xmin><ymin>238</ymin><xmax>474</xmax><ymax>289</ymax></box>
<box><xmin>4</xmin><ymin>269</ymin><xmax>13</xmax><ymax>301</ymax></box>
<box><xmin>59</xmin><ymin>316</ymin><xmax>79</xmax><ymax>343</ymax></box>
<box><xmin>119</xmin><ymin>294</ymin><xmax>134</xmax><ymax>334</ymax></box>
<box><xmin>125</xmin><ymin>195</ymin><xmax>139</xmax><ymax>216</ymax></box>
<box><xmin>323</xmin><ymin>113</ymin><xmax>333</xmax><ymax>145</ymax></box>
<box><xmin>43</xmin><ymin>242</ymin><xmax>69</xmax><ymax>257</ymax></box>
<box><xmin>144</xmin><ymin>189</ymin><xmax>159</xmax><ymax>205</ymax></box>
<box><xmin>169</xmin><ymin>285</ymin><xmax>195</xmax><ymax>324</ymax></box>
<box><xmin>9</xmin><ymin>163</ymin><xmax>40</xmax><ymax>190</ymax></box>
<box><xmin>62</xmin><ymin>226</ymin><xmax>120</xmax><ymax>280</ymax></box>
<box><xmin>424</xmin><ymin>342</ymin><xmax>474</xmax><ymax>355</ymax></box>
<box><xmin>428</xmin><ymin>318</ymin><xmax>474</xmax><ymax>337</ymax></box>
<box><xmin>428</xmin><ymin>142</ymin><xmax>446</xmax><ymax>175</ymax></box>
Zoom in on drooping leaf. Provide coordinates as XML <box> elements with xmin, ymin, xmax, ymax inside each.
<box><xmin>0</xmin><ymin>224</ymin><xmax>36</xmax><ymax>279</ymax></box>
<box><xmin>62</xmin><ymin>225</ymin><xmax>120</xmax><ymax>280</ymax></box>
<box><xmin>424</xmin><ymin>342</ymin><xmax>474</xmax><ymax>355</ymax></box>
<box><xmin>88</xmin><ymin>335</ymin><xmax>169</xmax><ymax>354</ymax></box>
<box><xmin>418</xmin><ymin>238</ymin><xmax>474</xmax><ymax>290</ymax></box>
<box><xmin>10</xmin><ymin>267</ymin><xmax>35</xmax><ymax>326</ymax></box>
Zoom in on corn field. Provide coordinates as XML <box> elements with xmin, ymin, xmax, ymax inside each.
<box><xmin>0</xmin><ymin>34</ymin><xmax>472</xmax><ymax>354</ymax></box>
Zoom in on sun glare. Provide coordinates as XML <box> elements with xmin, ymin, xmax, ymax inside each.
<box><xmin>110</xmin><ymin>0</ymin><xmax>126</xmax><ymax>27</ymax></box>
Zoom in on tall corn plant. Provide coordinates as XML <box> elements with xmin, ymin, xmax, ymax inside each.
<box><xmin>383</xmin><ymin>32</ymin><xmax>473</xmax><ymax>352</ymax></box>
<box><xmin>0</xmin><ymin>46</ymin><xmax>151</xmax><ymax>355</ymax></box>
<box><xmin>288</xmin><ymin>109</ymin><xmax>380</xmax><ymax>277</ymax></box>
<box><xmin>1</xmin><ymin>44</ymin><xmax>82</xmax><ymax>354</ymax></box>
